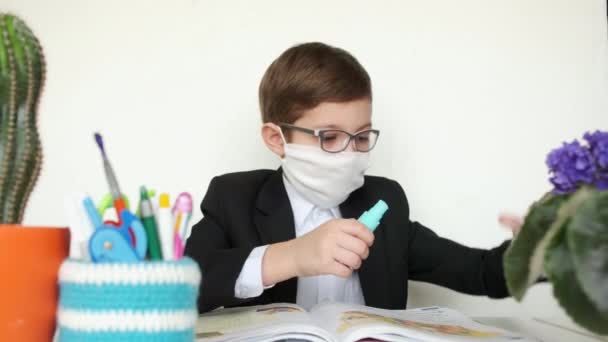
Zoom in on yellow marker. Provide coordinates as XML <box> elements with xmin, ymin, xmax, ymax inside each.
<box><xmin>157</xmin><ymin>193</ymin><xmax>174</xmax><ymax>261</ymax></box>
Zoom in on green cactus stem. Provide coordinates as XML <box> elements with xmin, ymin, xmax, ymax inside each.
<box><xmin>0</xmin><ymin>14</ymin><xmax>45</xmax><ymax>224</ymax></box>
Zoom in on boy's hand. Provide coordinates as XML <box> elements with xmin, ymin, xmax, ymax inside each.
<box><xmin>261</xmin><ymin>218</ymin><xmax>374</xmax><ymax>286</ymax></box>
<box><xmin>499</xmin><ymin>213</ymin><xmax>524</xmax><ymax>237</ymax></box>
<box><xmin>290</xmin><ymin>218</ymin><xmax>374</xmax><ymax>278</ymax></box>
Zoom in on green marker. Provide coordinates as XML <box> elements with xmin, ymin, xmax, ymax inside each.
<box><xmin>140</xmin><ymin>186</ymin><xmax>163</xmax><ymax>260</ymax></box>
<box><xmin>358</xmin><ymin>200</ymin><xmax>389</xmax><ymax>231</ymax></box>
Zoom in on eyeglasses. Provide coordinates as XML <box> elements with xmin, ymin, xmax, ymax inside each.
<box><xmin>279</xmin><ymin>123</ymin><xmax>380</xmax><ymax>153</ymax></box>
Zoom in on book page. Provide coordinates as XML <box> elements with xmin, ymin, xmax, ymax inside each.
<box><xmin>310</xmin><ymin>302</ymin><xmax>538</xmax><ymax>342</ymax></box>
<box><xmin>196</xmin><ymin>303</ymin><xmax>335</xmax><ymax>342</ymax></box>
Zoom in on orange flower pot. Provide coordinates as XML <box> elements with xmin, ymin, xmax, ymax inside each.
<box><xmin>0</xmin><ymin>225</ymin><xmax>70</xmax><ymax>341</ymax></box>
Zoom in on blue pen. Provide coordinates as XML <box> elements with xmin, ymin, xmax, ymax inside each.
<box><xmin>358</xmin><ymin>200</ymin><xmax>389</xmax><ymax>231</ymax></box>
<box><xmin>83</xmin><ymin>196</ymin><xmax>103</xmax><ymax>229</ymax></box>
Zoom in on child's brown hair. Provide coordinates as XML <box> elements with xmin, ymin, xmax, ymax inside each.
<box><xmin>259</xmin><ymin>42</ymin><xmax>372</xmax><ymax>124</ymax></box>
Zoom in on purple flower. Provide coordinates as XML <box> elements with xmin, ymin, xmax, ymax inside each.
<box><xmin>583</xmin><ymin>130</ymin><xmax>608</xmax><ymax>190</ymax></box>
<box><xmin>584</xmin><ymin>131</ymin><xmax>608</xmax><ymax>170</ymax></box>
<box><xmin>546</xmin><ymin>140</ymin><xmax>596</xmax><ymax>194</ymax></box>
<box><xmin>595</xmin><ymin>173</ymin><xmax>608</xmax><ymax>191</ymax></box>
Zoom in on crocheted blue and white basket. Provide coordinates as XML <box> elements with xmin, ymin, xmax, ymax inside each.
<box><xmin>57</xmin><ymin>257</ymin><xmax>201</xmax><ymax>342</ymax></box>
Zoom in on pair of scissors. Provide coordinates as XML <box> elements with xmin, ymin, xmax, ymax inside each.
<box><xmin>97</xmin><ymin>190</ymin><xmax>156</xmax><ymax>240</ymax></box>
<box><xmin>83</xmin><ymin>197</ymin><xmax>147</xmax><ymax>262</ymax></box>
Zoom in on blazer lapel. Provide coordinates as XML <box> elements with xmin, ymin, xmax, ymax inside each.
<box><xmin>340</xmin><ymin>182</ymin><xmax>392</xmax><ymax>308</ymax></box>
<box><xmin>253</xmin><ymin>168</ymin><xmax>298</xmax><ymax>303</ymax></box>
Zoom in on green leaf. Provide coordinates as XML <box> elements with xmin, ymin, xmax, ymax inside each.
<box><xmin>545</xmin><ymin>220</ymin><xmax>608</xmax><ymax>335</ymax></box>
<box><xmin>567</xmin><ymin>190</ymin><xmax>608</xmax><ymax>319</ymax></box>
<box><xmin>504</xmin><ymin>189</ymin><xmax>592</xmax><ymax>300</ymax></box>
<box><xmin>504</xmin><ymin>193</ymin><xmax>569</xmax><ymax>300</ymax></box>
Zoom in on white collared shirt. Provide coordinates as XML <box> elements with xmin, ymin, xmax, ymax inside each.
<box><xmin>234</xmin><ymin>176</ymin><xmax>365</xmax><ymax>310</ymax></box>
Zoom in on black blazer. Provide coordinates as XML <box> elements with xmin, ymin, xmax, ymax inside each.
<box><xmin>185</xmin><ymin>169</ymin><xmax>510</xmax><ymax>313</ymax></box>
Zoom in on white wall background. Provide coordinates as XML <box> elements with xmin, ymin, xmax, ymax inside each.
<box><xmin>3</xmin><ymin>0</ymin><xmax>607</xmax><ymax>319</ymax></box>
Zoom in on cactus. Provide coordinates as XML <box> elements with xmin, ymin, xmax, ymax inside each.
<box><xmin>0</xmin><ymin>14</ymin><xmax>45</xmax><ymax>224</ymax></box>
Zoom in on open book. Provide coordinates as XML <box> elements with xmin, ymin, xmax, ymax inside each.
<box><xmin>196</xmin><ymin>302</ymin><xmax>538</xmax><ymax>342</ymax></box>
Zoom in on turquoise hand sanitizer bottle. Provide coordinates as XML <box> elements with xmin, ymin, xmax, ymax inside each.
<box><xmin>358</xmin><ymin>200</ymin><xmax>389</xmax><ymax>231</ymax></box>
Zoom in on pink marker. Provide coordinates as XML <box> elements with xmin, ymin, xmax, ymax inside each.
<box><xmin>172</xmin><ymin>192</ymin><xmax>193</xmax><ymax>259</ymax></box>
<box><xmin>174</xmin><ymin>235</ymin><xmax>185</xmax><ymax>261</ymax></box>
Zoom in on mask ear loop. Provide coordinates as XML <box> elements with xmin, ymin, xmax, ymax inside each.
<box><xmin>278</xmin><ymin>125</ymin><xmax>288</xmax><ymax>146</ymax></box>
<box><xmin>276</xmin><ymin>125</ymin><xmax>290</xmax><ymax>159</ymax></box>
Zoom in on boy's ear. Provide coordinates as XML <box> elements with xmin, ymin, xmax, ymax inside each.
<box><xmin>261</xmin><ymin>123</ymin><xmax>285</xmax><ymax>158</ymax></box>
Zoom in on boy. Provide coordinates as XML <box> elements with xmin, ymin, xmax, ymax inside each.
<box><xmin>185</xmin><ymin>42</ymin><xmax>517</xmax><ymax>313</ymax></box>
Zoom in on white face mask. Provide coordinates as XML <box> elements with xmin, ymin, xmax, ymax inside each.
<box><xmin>280</xmin><ymin>133</ymin><xmax>371</xmax><ymax>209</ymax></box>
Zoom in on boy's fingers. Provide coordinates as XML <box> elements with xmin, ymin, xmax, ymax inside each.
<box><xmin>498</xmin><ymin>213</ymin><xmax>523</xmax><ymax>234</ymax></box>
<box><xmin>330</xmin><ymin>262</ymin><xmax>353</xmax><ymax>278</ymax></box>
<box><xmin>333</xmin><ymin>247</ymin><xmax>362</xmax><ymax>270</ymax></box>
<box><xmin>498</xmin><ymin>213</ymin><xmax>523</xmax><ymax>226</ymax></box>
<box><xmin>337</xmin><ymin>233</ymin><xmax>369</xmax><ymax>259</ymax></box>
<box><xmin>340</xmin><ymin>219</ymin><xmax>375</xmax><ymax>246</ymax></box>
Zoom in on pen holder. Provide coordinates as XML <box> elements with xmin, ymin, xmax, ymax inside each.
<box><xmin>56</xmin><ymin>257</ymin><xmax>201</xmax><ymax>342</ymax></box>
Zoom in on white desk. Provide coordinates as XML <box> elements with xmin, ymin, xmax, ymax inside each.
<box><xmin>474</xmin><ymin>317</ymin><xmax>607</xmax><ymax>342</ymax></box>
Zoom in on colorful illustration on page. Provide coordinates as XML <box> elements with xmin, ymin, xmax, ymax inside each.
<box><xmin>337</xmin><ymin>311</ymin><xmax>501</xmax><ymax>338</ymax></box>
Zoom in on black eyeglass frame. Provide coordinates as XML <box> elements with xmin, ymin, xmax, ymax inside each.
<box><xmin>279</xmin><ymin>122</ymin><xmax>380</xmax><ymax>153</ymax></box>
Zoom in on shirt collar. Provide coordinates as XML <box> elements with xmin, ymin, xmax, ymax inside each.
<box><xmin>282</xmin><ymin>176</ymin><xmax>341</xmax><ymax>228</ymax></box>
